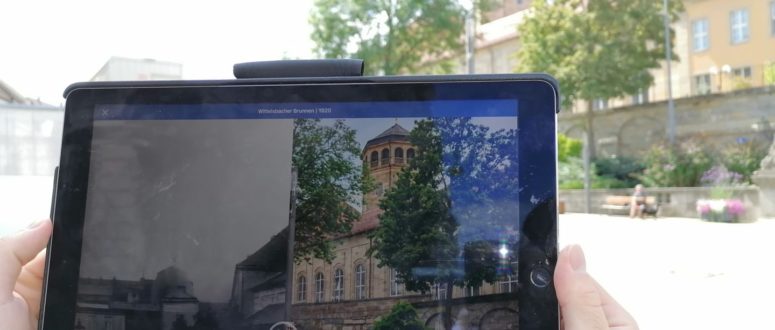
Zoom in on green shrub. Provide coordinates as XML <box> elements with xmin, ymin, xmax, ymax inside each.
<box><xmin>594</xmin><ymin>156</ymin><xmax>644</xmax><ymax>188</ymax></box>
<box><xmin>373</xmin><ymin>302</ymin><xmax>429</xmax><ymax>330</ymax></box>
<box><xmin>558</xmin><ymin>133</ymin><xmax>582</xmax><ymax>162</ymax></box>
<box><xmin>721</xmin><ymin>141</ymin><xmax>767</xmax><ymax>184</ymax></box>
<box><xmin>637</xmin><ymin>139</ymin><xmax>713</xmax><ymax>187</ymax></box>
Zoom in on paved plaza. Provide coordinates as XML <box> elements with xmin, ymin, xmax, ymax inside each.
<box><xmin>560</xmin><ymin>213</ymin><xmax>775</xmax><ymax>330</ymax></box>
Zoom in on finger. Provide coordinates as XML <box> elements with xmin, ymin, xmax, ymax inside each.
<box><xmin>22</xmin><ymin>249</ymin><xmax>49</xmax><ymax>281</ymax></box>
<box><xmin>15</xmin><ymin>249</ymin><xmax>49</xmax><ymax>319</ymax></box>
<box><xmin>589</xmin><ymin>274</ymin><xmax>639</xmax><ymax>329</ymax></box>
<box><xmin>554</xmin><ymin>244</ymin><xmax>609</xmax><ymax>330</ymax></box>
<box><xmin>0</xmin><ymin>219</ymin><xmax>52</xmax><ymax>304</ymax></box>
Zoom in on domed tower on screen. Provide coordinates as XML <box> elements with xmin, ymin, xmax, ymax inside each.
<box><xmin>361</xmin><ymin>123</ymin><xmax>415</xmax><ymax>212</ymax></box>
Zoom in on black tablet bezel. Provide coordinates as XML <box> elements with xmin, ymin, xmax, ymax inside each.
<box><xmin>43</xmin><ymin>75</ymin><xmax>559</xmax><ymax>330</ymax></box>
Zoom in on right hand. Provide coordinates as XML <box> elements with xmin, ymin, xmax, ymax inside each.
<box><xmin>554</xmin><ymin>245</ymin><xmax>639</xmax><ymax>330</ymax></box>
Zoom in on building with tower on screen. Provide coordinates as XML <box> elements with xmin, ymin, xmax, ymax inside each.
<box><xmin>285</xmin><ymin>123</ymin><xmax>519</xmax><ymax>330</ymax></box>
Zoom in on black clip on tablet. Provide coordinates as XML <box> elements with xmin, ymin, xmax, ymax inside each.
<box><xmin>233</xmin><ymin>59</ymin><xmax>364</xmax><ymax>79</ymax></box>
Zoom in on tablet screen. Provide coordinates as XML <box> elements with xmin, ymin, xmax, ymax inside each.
<box><xmin>75</xmin><ymin>99</ymin><xmax>522</xmax><ymax>330</ymax></box>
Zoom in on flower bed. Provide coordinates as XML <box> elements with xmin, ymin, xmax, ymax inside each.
<box><xmin>696</xmin><ymin>199</ymin><xmax>745</xmax><ymax>223</ymax></box>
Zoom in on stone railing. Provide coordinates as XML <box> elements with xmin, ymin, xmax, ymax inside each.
<box><xmin>559</xmin><ymin>186</ymin><xmax>761</xmax><ymax>221</ymax></box>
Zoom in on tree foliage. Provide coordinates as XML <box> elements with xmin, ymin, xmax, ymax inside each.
<box><xmin>373</xmin><ymin>302</ymin><xmax>429</xmax><ymax>330</ymax></box>
<box><xmin>310</xmin><ymin>0</ymin><xmax>477</xmax><ymax>75</ymax></box>
<box><xmin>517</xmin><ymin>0</ymin><xmax>683</xmax><ymax>107</ymax></box>
<box><xmin>292</xmin><ymin>119</ymin><xmax>373</xmax><ymax>262</ymax></box>
<box><xmin>557</xmin><ymin>133</ymin><xmax>582</xmax><ymax>162</ymax></box>
<box><xmin>369</xmin><ymin>118</ymin><xmax>519</xmax><ymax>330</ymax></box>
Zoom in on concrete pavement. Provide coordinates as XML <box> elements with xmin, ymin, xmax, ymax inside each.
<box><xmin>559</xmin><ymin>213</ymin><xmax>775</xmax><ymax>330</ymax></box>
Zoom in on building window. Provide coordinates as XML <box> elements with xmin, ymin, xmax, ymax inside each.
<box><xmin>592</xmin><ymin>98</ymin><xmax>608</xmax><ymax>111</ymax></box>
<box><xmin>389</xmin><ymin>269</ymin><xmax>402</xmax><ymax>296</ymax></box>
<box><xmin>355</xmin><ymin>264</ymin><xmax>367</xmax><ymax>300</ymax></box>
<box><xmin>499</xmin><ymin>274</ymin><xmax>518</xmax><ymax>293</ymax></box>
<box><xmin>771</xmin><ymin>1</ymin><xmax>775</xmax><ymax>36</ymax></box>
<box><xmin>370</xmin><ymin>151</ymin><xmax>379</xmax><ymax>168</ymax></box>
<box><xmin>692</xmin><ymin>19</ymin><xmax>709</xmax><ymax>52</ymax></box>
<box><xmin>315</xmin><ymin>272</ymin><xmax>325</xmax><ymax>303</ymax></box>
<box><xmin>381</xmin><ymin>148</ymin><xmax>390</xmax><ymax>165</ymax></box>
<box><xmin>631</xmin><ymin>88</ymin><xmax>649</xmax><ymax>105</ymax></box>
<box><xmin>298</xmin><ymin>276</ymin><xmax>308</xmax><ymax>301</ymax></box>
<box><xmin>694</xmin><ymin>74</ymin><xmax>712</xmax><ymax>95</ymax></box>
<box><xmin>466</xmin><ymin>285</ymin><xmax>480</xmax><ymax>297</ymax></box>
<box><xmin>406</xmin><ymin>148</ymin><xmax>415</xmax><ymax>160</ymax></box>
<box><xmin>730</xmin><ymin>9</ymin><xmax>750</xmax><ymax>44</ymax></box>
<box><xmin>732</xmin><ymin>66</ymin><xmax>752</xmax><ymax>79</ymax></box>
<box><xmin>394</xmin><ymin>148</ymin><xmax>404</xmax><ymax>164</ymax></box>
<box><xmin>432</xmin><ymin>283</ymin><xmax>448</xmax><ymax>300</ymax></box>
<box><xmin>333</xmin><ymin>268</ymin><xmax>344</xmax><ymax>302</ymax></box>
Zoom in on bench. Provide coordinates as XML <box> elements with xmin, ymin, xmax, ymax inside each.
<box><xmin>600</xmin><ymin>195</ymin><xmax>658</xmax><ymax>217</ymax></box>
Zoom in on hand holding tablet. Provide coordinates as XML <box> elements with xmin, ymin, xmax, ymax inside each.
<box><xmin>26</xmin><ymin>65</ymin><xmax>634</xmax><ymax>329</ymax></box>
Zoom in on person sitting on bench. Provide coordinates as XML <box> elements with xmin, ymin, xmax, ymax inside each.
<box><xmin>630</xmin><ymin>184</ymin><xmax>647</xmax><ymax>218</ymax></box>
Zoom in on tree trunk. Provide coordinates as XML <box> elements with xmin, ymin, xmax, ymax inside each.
<box><xmin>442</xmin><ymin>281</ymin><xmax>454</xmax><ymax>330</ymax></box>
<box><xmin>585</xmin><ymin>100</ymin><xmax>596</xmax><ymax>159</ymax></box>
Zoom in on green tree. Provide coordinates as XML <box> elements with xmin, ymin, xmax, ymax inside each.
<box><xmin>310</xmin><ymin>0</ymin><xmax>490</xmax><ymax>75</ymax></box>
<box><xmin>190</xmin><ymin>305</ymin><xmax>219</xmax><ymax>330</ymax></box>
<box><xmin>517</xmin><ymin>0</ymin><xmax>683</xmax><ymax>157</ymax></box>
<box><xmin>373</xmin><ymin>302</ymin><xmax>429</xmax><ymax>330</ymax></box>
<box><xmin>370</xmin><ymin>118</ymin><xmax>518</xmax><ymax>330</ymax></box>
<box><xmin>557</xmin><ymin>133</ymin><xmax>582</xmax><ymax>162</ymax></box>
<box><xmin>292</xmin><ymin>119</ymin><xmax>374</xmax><ymax>262</ymax></box>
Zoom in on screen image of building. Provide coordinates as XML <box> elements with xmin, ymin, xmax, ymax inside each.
<box><xmin>75</xmin><ymin>266</ymin><xmax>199</xmax><ymax>330</ymax></box>
<box><xmin>287</xmin><ymin>123</ymin><xmax>519</xmax><ymax>330</ymax></box>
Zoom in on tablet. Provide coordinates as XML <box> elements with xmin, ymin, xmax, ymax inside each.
<box><xmin>43</xmin><ymin>75</ymin><xmax>559</xmax><ymax>330</ymax></box>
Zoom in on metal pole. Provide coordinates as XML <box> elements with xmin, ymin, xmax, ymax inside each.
<box><xmin>583</xmin><ymin>131</ymin><xmax>591</xmax><ymax>214</ymax></box>
<box><xmin>465</xmin><ymin>10</ymin><xmax>476</xmax><ymax>74</ymax></box>
<box><xmin>664</xmin><ymin>0</ymin><xmax>676</xmax><ymax>144</ymax></box>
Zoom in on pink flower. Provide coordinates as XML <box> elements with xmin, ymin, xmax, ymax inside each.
<box><xmin>726</xmin><ymin>199</ymin><xmax>745</xmax><ymax>216</ymax></box>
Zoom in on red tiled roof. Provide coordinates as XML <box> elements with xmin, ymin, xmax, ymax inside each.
<box><xmin>350</xmin><ymin>208</ymin><xmax>383</xmax><ymax>235</ymax></box>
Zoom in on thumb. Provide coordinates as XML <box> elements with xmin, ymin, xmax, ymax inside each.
<box><xmin>0</xmin><ymin>219</ymin><xmax>52</xmax><ymax>304</ymax></box>
<box><xmin>554</xmin><ymin>245</ymin><xmax>609</xmax><ymax>330</ymax></box>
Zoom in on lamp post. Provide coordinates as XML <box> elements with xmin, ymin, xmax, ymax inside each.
<box><xmin>663</xmin><ymin>0</ymin><xmax>676</xmax><ymax>144</ymax></box>
<box><xmin>721</xmin><ymin>64</ymin><xmax>732</xmax><ymax>92</ymax></box>
<box><xmin>709</xmin><ymin>66</ymin><xmax>719</xmax><ymax>92</ymax></box>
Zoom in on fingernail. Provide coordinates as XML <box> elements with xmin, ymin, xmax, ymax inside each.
<box><xmin>26</xmin><ymin>219</ymin><xmax>47</xmax><ymax>230</ymax></box>
<box><xmin>568</xmin><ymin>245</ymin><xmax>586</xmax><ymax>272</ymax></box>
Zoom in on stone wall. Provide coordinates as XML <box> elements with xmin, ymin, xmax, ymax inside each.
<box><xmin>290</xmin><ymin>293</ymin><xmax>519</xmax><ymax>330</ymax></box>
<box><xmin>559</xmin><ymin>87</ymin><xmax>775</xmax><ymax>158</ymax></box>
<box><xmin>559</xmin><ymin>187</ymin><xmax>760</xmax><ymax>221</ymax></box>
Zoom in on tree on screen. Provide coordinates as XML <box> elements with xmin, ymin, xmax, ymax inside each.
<box><xmin>292</xmin><ymin>119</ymin><xmax>374</xmax><ymax>262</ymax></box>
<box><xmin>369</xmin><ymin>118</ymin><xmax>518</xmax><ymax>330</ymax></box>
<box><xmin>517</xmin><ymin>0</ymin><xmax>683</xmax><ymax>156</ymax></box>
<box><xmin>373</xmin><ymin>302</ymin><xmax>429</xmax><ymax>330</ymax></box>
<box><xmin>309</xmin><ymin>0</ymin><xmax>493</xmax><ymax>75</ymax></box>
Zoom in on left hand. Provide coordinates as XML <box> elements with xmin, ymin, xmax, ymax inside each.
<box><xmin>0</xmin><ymin>219</ymin><xmax>53</xmax><ymax>330</ymax></box>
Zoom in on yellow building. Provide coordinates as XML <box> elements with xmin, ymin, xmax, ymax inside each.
<box><xmin>458</xmin><ymin>0</ymin><xmax>774</xmax><ymax>113</ymax></box>
<box><xmin>685</xmin><ymin>0</ymin><xmax>775</xmax><ymax>95</ymax></box>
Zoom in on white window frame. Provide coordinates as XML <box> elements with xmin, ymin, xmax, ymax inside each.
<box><xmin>297</xmin><ymin>275</ymin><xmax>307</xmax><ymax>302</ymax></box>
<box><xmin>389</xmin><ymin>269</ymin><xmax>402</xmax><ymax>296</ymax></box>
<box><xmin>432</xmin><ymin>283</ymin><xmax>448</xmax><ymax>300</ymax></box>
<box><xmin>692</xmin><ymin>19</ymin><xmax>709</xmax><ymax>52</ymax></box>
<box><xmin>333</xmin><ymin>268</ymin><xmax>344</xmax><ymax>302</ymax></box>
<box><xmin>730</xmin><ymin>9</ymin><xmax>750</xmax><ymax>44</ymax></box>
<box><xmin>355</xmin><ymin>264</ymin><xmax>367</xmax><ymax>300</ymax></box>
<box><xmin>732</xmin><ymin>66</ymin><xmax>752</xmax><ymax>79</ymax></box>
<box><xmin>315</xmin><ymin>272</ymin><xmax>325</xmax><ymax>303</ymax></box>
<box><xmin>771</xmin><ymin>1</ymin><xmax>775</xmax><ymax>36</ymax></box>
<box><xmin>466</xmin><ymin>285</ymin><xmax>480</xmax><ymax>297</ymax></box>
<box><xmin>694</xmin><ymin>74</ymin><xmax>712</xmax><ymax>95</ymax></box>
<box><xmin>499</xmin><ymin>274</ymin><xmax>518</xmax><ymax>293</ymax></box>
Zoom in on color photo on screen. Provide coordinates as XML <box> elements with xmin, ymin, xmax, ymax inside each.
<box><xmin>75</xmin><ymin>101</ymin><xmax>519</xmax><ymax>330</ymax></box>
